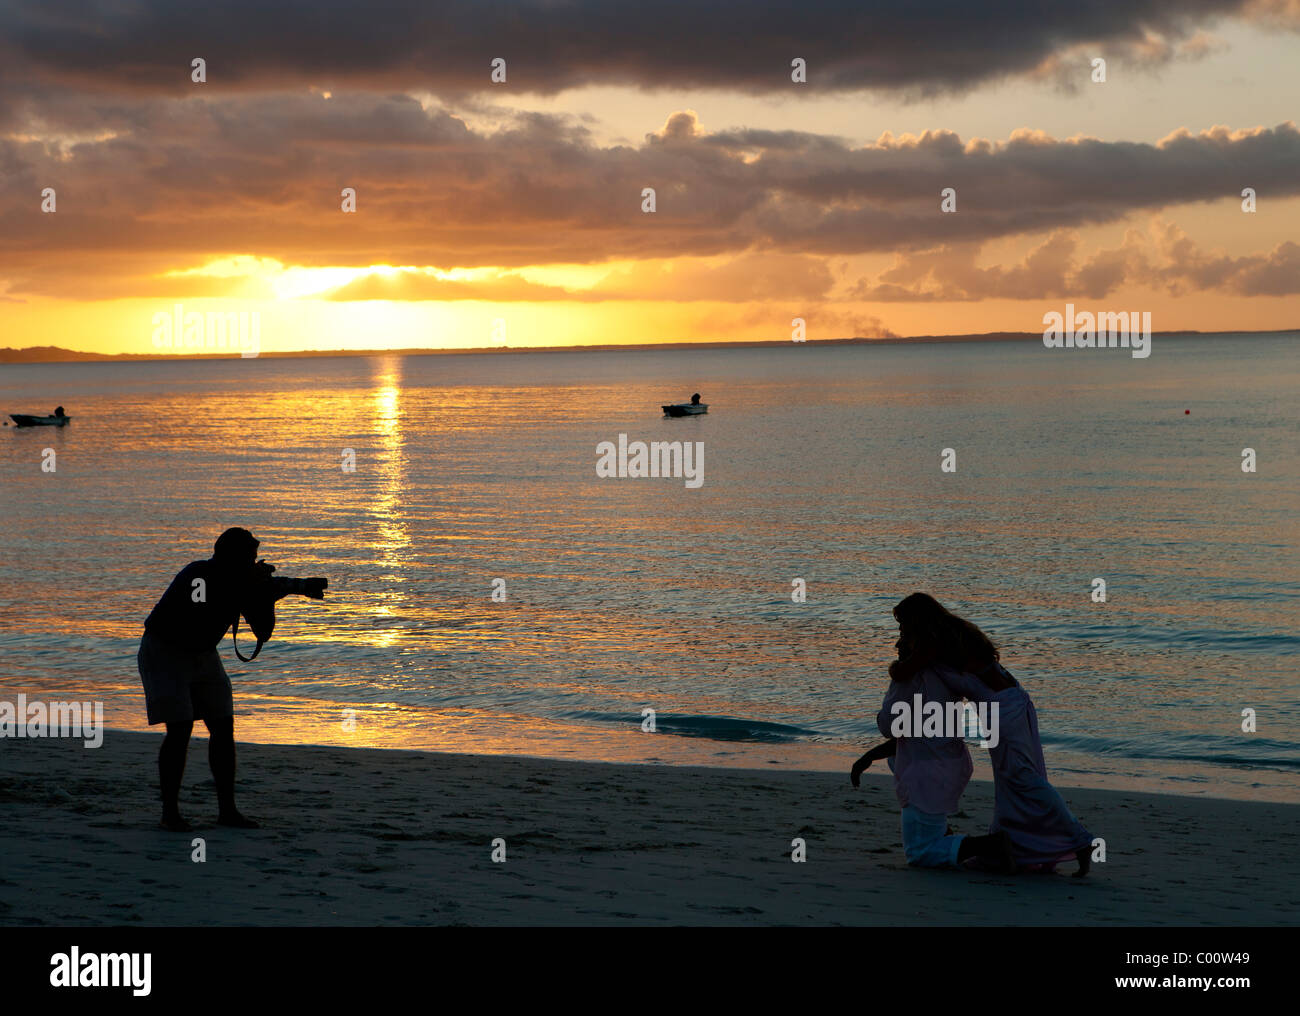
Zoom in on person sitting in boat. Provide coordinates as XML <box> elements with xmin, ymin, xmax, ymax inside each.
<box><xmin>53</xmin><ymin>406</ymin><xmax>66</xmax><ymax>418</ymax></box>
<box><xmin>690</xmin><ymin>393</ymin><xmax>701</xmax><ymax>405</ymax></box>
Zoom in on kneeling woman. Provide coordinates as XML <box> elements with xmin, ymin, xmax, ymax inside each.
<box><xmin>889</xmin><ymin>593</ymin><xmax>1095</xmax><ymax>876</ymax></box>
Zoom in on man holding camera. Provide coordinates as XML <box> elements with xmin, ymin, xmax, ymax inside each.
<box><xmin>138</xmin><ymin>527</ymin><xmax>326</xmax><ymax>831</ymax></box>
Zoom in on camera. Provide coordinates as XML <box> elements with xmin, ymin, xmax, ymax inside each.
<box><xmin>271</xmin><ymin>575</ymin><xmax>328</xmax><ymax>599</ymax></box>
<box><xmin>252</xmin><ymin>560</ymin><xmax>327</xmax><ymax>599</ymax></box>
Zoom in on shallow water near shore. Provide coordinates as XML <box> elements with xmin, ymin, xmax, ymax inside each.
<box><xmin>2</xmin><ymin>335</ymin><xmax>1297</xmax><ymax>802</ymax></box>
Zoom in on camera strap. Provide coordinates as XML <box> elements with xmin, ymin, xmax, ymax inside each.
<box><xmin>230</xmin><ymin>615</ymin><xmax>265</xmax><ymax>662</ymax></box>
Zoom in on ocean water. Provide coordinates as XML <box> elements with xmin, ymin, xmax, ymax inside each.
<box><xmin>2</xmin><ymin>336</ymin><xmax>1297</xmax><ymax>802</ymax></box>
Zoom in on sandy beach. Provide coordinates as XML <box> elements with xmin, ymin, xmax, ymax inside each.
<box><xmin>2</xmin><ymin>730</ymin><xmax>1295</xmax><ymax>926</ymax></box>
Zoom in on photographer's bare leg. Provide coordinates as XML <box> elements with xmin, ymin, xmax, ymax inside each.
<box><xmin>159</xmin><ymin>720</ymin><xmax>193</xmax><ymax>831</ymax></box>
<box><xmin>206</xmin><ymin>715</ymin><xmax>259</xmax><ymax>828</ymax></box>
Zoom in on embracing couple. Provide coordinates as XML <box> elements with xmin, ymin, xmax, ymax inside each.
<box><xmin>851</xmin><ymin>593</ymin><xmax>1094</xmax><ymax>877</ymax></box>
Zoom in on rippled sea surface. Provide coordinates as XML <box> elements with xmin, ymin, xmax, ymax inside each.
<box><xmin>2</xmin><ymin>336</ymin><xmax>1297</xmax><ymax>801</ymax></box>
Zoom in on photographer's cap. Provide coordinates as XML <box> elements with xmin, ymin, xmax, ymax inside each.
<box><xmin>214</xmin><ymin>526</ymin><xmax>260</xmax><ymax>562</ymax></box>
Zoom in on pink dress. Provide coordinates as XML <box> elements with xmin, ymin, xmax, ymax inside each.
<box><xmin>876</xmin><ymin>668</ymin><xmax>974</xmax><ymax>815</ymax></box>
<box><xmin>937</xmin><ymin>663</ymin><xmax>1094</xmax><ymax>869</ymax></box>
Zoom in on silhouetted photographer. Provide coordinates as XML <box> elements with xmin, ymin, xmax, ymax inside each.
<box><xmin>137</xmin><ymin>527</ymin><xmax>327</xmax><ymax>831</ymax></box>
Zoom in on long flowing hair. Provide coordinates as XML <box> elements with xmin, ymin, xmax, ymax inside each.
<box><xmin>892</xmin><ymin>592</ymin><xmax>999</xmax><ymax>670</ymax></box>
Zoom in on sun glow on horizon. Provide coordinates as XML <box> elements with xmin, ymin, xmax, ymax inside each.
<box><xmin>158</xmin><ymin>257</ymin><xmax>620</xmax><ymax>302</ymax></box>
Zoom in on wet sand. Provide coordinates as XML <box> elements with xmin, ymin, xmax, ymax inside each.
<box><xmin>1</xmin><ymin>730</ymin><xmax>1295</xmax><ymax>926</ymax></box>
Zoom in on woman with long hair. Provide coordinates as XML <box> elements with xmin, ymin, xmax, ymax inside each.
<box><xmin>885</xmin><ymin>593</ymin><xmax>1095</xmax><ymax>876</ymax></box>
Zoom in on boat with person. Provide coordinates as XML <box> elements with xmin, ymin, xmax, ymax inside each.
<box><xmin>9</xmin><ymin>406</ymin><xmax>70</xmax><ymax>427</ymax></box>
<box><xmin>662</xmin><ymin>393</ymin><xmax>707</xmax><ymax>417</ymax></box>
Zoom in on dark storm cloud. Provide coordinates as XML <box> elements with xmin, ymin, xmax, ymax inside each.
<box><xmin>732</xmin><ymin>123</ymin><xmax>1300</xmax><ymax>253</ymax></box>
<box><xmin>0</xmin><ymin>0</ymin><xmax>1290</xmax><ymax>99</ymax></box>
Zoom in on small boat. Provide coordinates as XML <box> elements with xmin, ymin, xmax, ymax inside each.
<box><xmin>663</xmin><ymin>394</ymin><xmax>708</xmax><ymax>417</ymax></box>
<box><xmin>10</xmin><ymin>414</ymin><xmax>70</xmax><ymax>427</ymax></box>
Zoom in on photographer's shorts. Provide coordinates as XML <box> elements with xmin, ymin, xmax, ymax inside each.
<box><xmin>137</xmin><ymin>631</ymin><xmax>234</xmax><ymax>726</ymax></box>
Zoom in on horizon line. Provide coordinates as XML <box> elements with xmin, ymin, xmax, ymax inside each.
<box><xmin>2</xmin><ymin>328</ymin><xmax>1297</xmax><ymax>364</ymax></box>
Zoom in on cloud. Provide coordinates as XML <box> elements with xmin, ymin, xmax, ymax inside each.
<box><xmin>1</xmin><ymin>91</ymin><xmax>1297</xmax><ymax>299</ymax></box>
<box><xmin>0</xmin><ymin>0</ymin><xmax>1292</xmax><ymax>102</ymax></box>
<box><xmin>592</xmin><ymin>253</ymin><xmax>836</xmax><ymax>302</ymax></box>
<box><xmin>1144</xmin><ymin>222</ymin><xmax>1300</xmax><ymax>295</ymax></box>
<box><xmin>1027</xmin><ymin>27</ymin><xmax>1231</xmax><ymax>89</ymax></box>
<box><xmin>322</xmin><ymin>270</ymin><xmax>584</xmax><ymax>303</ymax></box>
<box><xmin>847</xmin><ymin>221</ymin><xmax>1300</xmax><ymax>301</ymax></box>
<box><xmin>218</xmin><ymin>252</ymin><xmax>834</xmax><ymax>304</ymax></box>
<box><xmin>1245</xmin><ymin>0</ymin><xmax>1300</xmax><ymax>26</ymax></box>
<box><xmin>849</xmin><ymin>232</ymin><xmax>1084</xmax><ymax>302</ymax></box>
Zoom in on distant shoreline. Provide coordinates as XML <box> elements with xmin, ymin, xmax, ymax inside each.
<box><xmin>2</xmin><ymin>329</ymin><xmax>1296</xmax><ymax>364</ymax></box>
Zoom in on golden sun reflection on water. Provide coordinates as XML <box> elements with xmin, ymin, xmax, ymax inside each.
<box><xmin>365</xmin><ymin>357</ymin><xmax>413</xmax><ymax>648</ymax></box>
